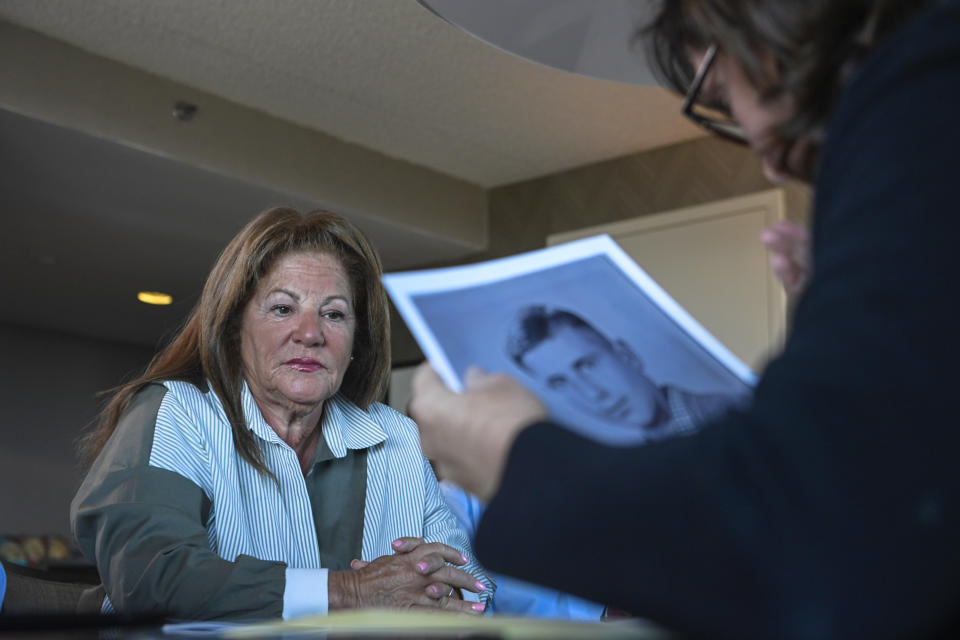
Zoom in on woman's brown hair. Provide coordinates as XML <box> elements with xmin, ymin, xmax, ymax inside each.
<box><xmin>644</xmin><ymin>0</ymin><xmax>930</xmax><ymax>178</ymax></box>
<box><xmin>79</xmin><ymin>207</ymin><xmax>391</xmax><ymax>474</ymax></box>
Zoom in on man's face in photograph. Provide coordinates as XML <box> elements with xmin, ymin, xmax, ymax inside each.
<box><xmin>522</xmin><ymin>323</ymin><xmax>663</xmax><ymax>431</ymax></box>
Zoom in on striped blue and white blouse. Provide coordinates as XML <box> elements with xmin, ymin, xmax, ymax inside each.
<box><xmin>72</xmin><ymin>380</ymin><xmax>493</xmax><ymax>619</ymax></box>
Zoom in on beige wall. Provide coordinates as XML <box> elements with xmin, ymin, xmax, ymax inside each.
<box><xmin>0</xmin><ymin>21</ymin><xmax>487</xmax><ymax>252</ymax></box>
<box><xmin>0</xmin><ymin>323</ymin><xmax>154</xmax><ymax>537</ymax></box>
<box><xmin>391</xmin><ymin>136</ymin><xmax>811</xmax><ymax>363</ymax></box>
<box><xmin>488</xmin><ymin>135</ymin><xmax>809</xmax><ymax>259</ymax></box>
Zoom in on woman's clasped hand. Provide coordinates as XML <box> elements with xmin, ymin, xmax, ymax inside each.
<box><xmin>338</xmin><ymin>537</ymin><xmax>486</xmax><ymax>613</ymax></box>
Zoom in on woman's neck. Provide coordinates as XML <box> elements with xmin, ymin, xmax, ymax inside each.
<box><xmin>257</xmin><ymin>400</ymin><xmax>326</xmax><ymax>474</ymax></box>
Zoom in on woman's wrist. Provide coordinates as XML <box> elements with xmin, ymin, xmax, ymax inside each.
<box><xmin>327</xmin><ymin>570</ymin><xmax>362</xmax><ymax>610</ymax></box>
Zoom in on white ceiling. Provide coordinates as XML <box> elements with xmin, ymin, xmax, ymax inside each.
<box><xmin>0</xmin><ymin>0</ymin><xmax>704</xmax><ymax>348</ymax></box>
<box><xmin>0</xmin><ymin>0</ymin><xmax>701</xmax><ymax>188</ymax></box>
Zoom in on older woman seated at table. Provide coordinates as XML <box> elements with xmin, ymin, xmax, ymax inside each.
<box><xmin>72</xmin><ymin>207</ymin><xmax>492</xmax><ymax>619</ymax></box>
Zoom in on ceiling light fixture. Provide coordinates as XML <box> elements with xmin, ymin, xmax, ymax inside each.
<box><xmin>137</xmin><ymin>291</ymin><xmax>173</xmax><ymax>305</ymax></box>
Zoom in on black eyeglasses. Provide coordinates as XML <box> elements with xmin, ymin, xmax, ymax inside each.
<box><xmin>681</xmin><ymin>44</ymin><xmax>748</xmax><ymax>145</ymax></box>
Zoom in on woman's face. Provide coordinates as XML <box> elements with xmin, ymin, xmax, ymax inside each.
<box><xmin>240</xmin><ymin>250</ymin><xmax>356</xmax><ymax>419</ymax></box>
<box><xmin>694</xmin><ymin>47</ymin><xmax>804</xmax><ymax>182</ymax></box>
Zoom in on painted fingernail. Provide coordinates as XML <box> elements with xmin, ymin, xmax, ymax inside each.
<box><xmin>474</xmin><ymin>581</ymin><xmax>486</xmax><ymax>591</ymax></box>
<box><xmin>472</xmin><ymin>603</ymin><xmax>485</xmax><ymax>612</ymax></box>
<box><xmin>392</xmin><ymin>540</ymin><xmax>403</xmax><ymax>549</ymax></box>
<box><xmin>460</xmin><ymin>553</ymin><xmax>469</xmax><ymax>564</ymax></box>
<box><xmin>417</xmin><ymin>562</ymin><xmax>428</xmax><ymax>572</ymax></box>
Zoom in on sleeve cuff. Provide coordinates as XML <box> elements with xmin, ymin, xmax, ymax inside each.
<box><xmin>283</xmin><ymin>568</ymin><xmax>329</xmax><ymax>618</ymax></box>
<box><xmin>460</xmin><ymin>587</ymin><xmax>482</xmax><ymax>604</ymax></box>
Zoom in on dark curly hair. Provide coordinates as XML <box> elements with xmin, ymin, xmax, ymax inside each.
<box><xmin>644</xmin><ymin>0</ymin><xmax>930</xmax><ymax>179</ymax></box>
<box><xmin>507</xmin><ymin>305</ymin><xmax>611</xmax><ymax>373</ymax></box>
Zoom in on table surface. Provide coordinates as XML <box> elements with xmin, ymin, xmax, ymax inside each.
<box><xmin>0</xmin><ymin>611</ymin><xmax>669</xmax><ymax>640</ymax></box>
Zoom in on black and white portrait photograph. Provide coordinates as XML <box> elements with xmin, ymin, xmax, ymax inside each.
<box><xmin>385</xmin><ymin>235</ymin><xmax>754</xmax><ymax>445</ymax></box>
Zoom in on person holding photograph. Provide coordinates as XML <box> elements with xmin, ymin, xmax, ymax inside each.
<box><xmin>72</xmin><ymin>207</ymin><xmax>492</xmax><ymax>619</ymax></box>
<box><xmin>438</xmin><ymin>304</ymin><xmax>744</xmax><ymax>619</ymax></box>
<box><xmin>409</xmin><ymin>0</ymin><xmax>960</xmax><ymax>637</ymax></box>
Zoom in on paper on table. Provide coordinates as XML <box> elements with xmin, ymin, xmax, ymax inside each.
<box><xmin>223</xmin><ymin>608</ymin><xmax>672</xmax><ymax>639</ymax></box>
<box><xmin>162</xmin><ymin>620</ymin><xmax>251</xmax><ymax>636</ymax></box>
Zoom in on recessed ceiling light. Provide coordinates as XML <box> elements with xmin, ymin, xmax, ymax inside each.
<box><xmin>137</xmin><ymin>291</ymin><xmax>173</xmax><ymax>305</ymax></box>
